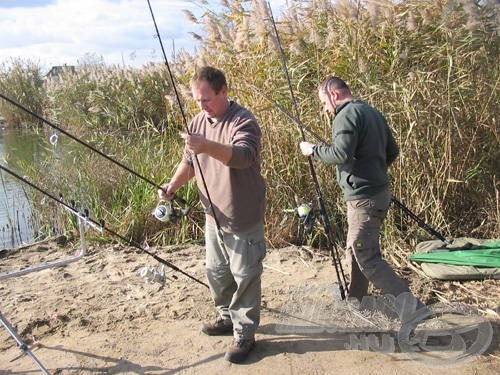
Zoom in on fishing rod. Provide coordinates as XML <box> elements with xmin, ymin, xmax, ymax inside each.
<box><xmin>248</xmin><ymin>77</ymin><xmax>452</xmax><ymax>246</ymax></box>
<box><xmin>267</xmin><ymin>2</ymin><xmax>348</xmax><ymax>300</ymax></box>
<box><xmin>0</xmin><ymin>163</ymin><xmax>209</xmax><ymax>288</ymax></box>
<box><xmin>146</xmin><ymin>0</ymin><xmax>225</xmax><ymax>240</ymax></box>
<box><xmin>241</xmin><ymin>81</ymin><xmax>326</xmax><ymax>144</ymax></box>
<box><xmin>0</xmin><ymin>92</ymin><xmax>190</xmax><ymax>214</ymax></box>
<box><xmin>245</xmin><ymin>52</ymin><xmax>451</xmax><ymax>248</ymax></box>
<box><xmin>391</xmin><ymin>198</ymin><xmax>451</xmax><ymax>245</ymax></box>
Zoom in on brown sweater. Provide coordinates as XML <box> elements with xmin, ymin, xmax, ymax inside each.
<box><xmin>183</xmin><ymin>101</ymin><xmax>266</xmax><ymax>232</ymax></box>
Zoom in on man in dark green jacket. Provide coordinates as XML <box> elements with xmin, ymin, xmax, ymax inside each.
<box><xmin>300</xmin><ymin>76</ymin><xmax>423</xmax><ymax>311</ymax></box>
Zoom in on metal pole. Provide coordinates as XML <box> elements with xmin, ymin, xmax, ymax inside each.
<box><xmin>0</xmin><ymin>311</ymin><xmax>51</xmax><ymax>375</ymax></box>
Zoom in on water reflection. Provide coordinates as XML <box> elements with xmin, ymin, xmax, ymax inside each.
<box><xmin>0</xmin><ymin>127</ymin><xmax>44</xmax><ymax>249</ymax></box>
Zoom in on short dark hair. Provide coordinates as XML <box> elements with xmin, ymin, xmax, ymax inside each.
<box><xmin>191</xmin><ymin>66</ymin><xmax>227</xmax><ymax>94</ymax></box>
<box><xmin>319</xmin><ymin>76</ymin><xmax>350</xmax><ymax>94</ymax></box>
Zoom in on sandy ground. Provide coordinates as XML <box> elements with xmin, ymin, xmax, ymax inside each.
<box><xmin>0</xmin><ymin>238</ymin><xmax>499</xmax><ymax>374</ymax></box>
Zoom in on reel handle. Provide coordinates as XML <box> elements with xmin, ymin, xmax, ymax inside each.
<box><xmin>173</xmin><ymin>195</ymin><xmax>192</xmax><ymax>216</ymax></box>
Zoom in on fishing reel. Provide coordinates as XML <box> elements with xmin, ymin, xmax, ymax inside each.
<box><xmin>153</xmin><ymin>199</ymin><xmax>190</xmax><ymax>223</ymax></box>
<box><xmin>153</xmin><ymin>201</ymin><xmax>178</xmax><ymax>223</ymax></box>
<box><xmin>296</xmin><ymin>203</ymin><xmax>315</xmax><ymax>234</ymax></box>
<box><xmin>284</xmin><ymin>202</ymin><xmax>315</xmax><ymax>235</ymax></box>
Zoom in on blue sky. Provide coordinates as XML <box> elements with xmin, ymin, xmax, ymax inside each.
<box><xmin>0</xmin><ymin>0</ymin><xmax>286</xmax><ymax>72</ymax></box>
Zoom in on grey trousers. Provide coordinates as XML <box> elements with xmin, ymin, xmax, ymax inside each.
<box><xmin>346</xmin><ymin>189</ymin><xmax>414</xmax><ymax>302</ymax></box>
<box><xmin>205</xmin><ymin>220</ymin><xmax>266</xmax><ymax>340</ymax></box>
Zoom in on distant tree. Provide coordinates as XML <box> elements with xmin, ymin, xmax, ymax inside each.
<box><xmin>77</xmin><ymin>52</ymin><xmax>105</xmax><ymax>68</ymax></box>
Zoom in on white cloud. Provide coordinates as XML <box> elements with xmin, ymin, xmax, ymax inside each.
<box><xmin>0</xmin><ymin>0</ymin><xmax>288</xmax><ymax>72</ymax></box>
<box><xmin>0</xmin><ymin>0</ymin><xmax>208</xmax><ymax>71</ymax></box>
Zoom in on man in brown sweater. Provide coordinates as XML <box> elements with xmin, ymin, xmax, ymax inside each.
<box><xmin>159</xmin><ymin>66</ymin><xmax>266</xmax><ymax>363</ymax></box>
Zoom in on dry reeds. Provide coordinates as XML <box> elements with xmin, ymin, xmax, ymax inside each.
<box><xmin>0</xmin><ymin>0</ymin><xmax>497</xmax><ymax>250</ymax></box>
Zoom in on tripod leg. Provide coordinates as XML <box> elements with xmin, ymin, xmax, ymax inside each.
<box><xmin>0</xmin><ymin>311</ymin><xmax>50</xmax><ymax>375</ymax></box>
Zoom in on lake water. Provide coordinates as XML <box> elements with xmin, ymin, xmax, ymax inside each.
<box><xmin>0</xmin><ymin>127</ymin><xmax>46</xmax><ymax>249</ymax></box>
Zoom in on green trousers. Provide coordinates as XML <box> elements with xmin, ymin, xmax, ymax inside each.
<box><xmin>205</xmin><ymin>220</ymin><xmax>266</xmax><ymax>340</ymax></box>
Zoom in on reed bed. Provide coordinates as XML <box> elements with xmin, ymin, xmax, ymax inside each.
<box><xmin>0</xmin><ymin>0</ymin><xmax>497</xmax><ymax>254</ymax></box>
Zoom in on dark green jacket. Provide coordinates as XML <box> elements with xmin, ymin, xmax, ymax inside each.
<box><xmin>312</xmin><ymin>99</ymin><xmax>399</xmax><ymax>201</ymax></box>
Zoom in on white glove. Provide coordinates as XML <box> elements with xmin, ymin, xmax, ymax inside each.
<box><xmin>300</xmin><ymin>141</ymin><xmax>315</xmax><ymax>156</ymax></box>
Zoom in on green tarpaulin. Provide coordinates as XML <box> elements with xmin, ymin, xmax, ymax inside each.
<box><xmin>410</xmin><ymin>248</ymin><xmax>500</xmax><ymax>267</ymax></box>
<box><xmin>410</xmin><ymin>238</ymin><xmax>500</xmax><ymax>280</ymax></box>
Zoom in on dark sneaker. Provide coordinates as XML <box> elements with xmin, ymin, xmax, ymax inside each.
<box><xmin>201</xmin><ymin>316</ymin><xmax>233</xmax><ymax>336</ymax></box>
<box><xmin>224</xmin><ymin>338</ymin><xmax>255</xmax><ymax>363</ymax></box>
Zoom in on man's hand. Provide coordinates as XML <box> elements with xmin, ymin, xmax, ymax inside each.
<box><xmin>181</xmin><ymin>132</ymin><xmax>207</xmax><ymax>155</ymax></box>
<box><xmin>300</xmin><ymin>141</ymin><xmax>315</xmax><ymax>156</ymax></box>
<box><xmin>158</xmin><ymin>183</ymin><xmax>175</xmax><ymax>201</ymax></box>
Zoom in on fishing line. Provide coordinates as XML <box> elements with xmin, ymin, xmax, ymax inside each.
<box><xmin>267</xmin><ymin>1</ymin><xmax>348</xmax><ymax>299</ymax></box>
<box><xmin>0</xmin><ymin>164</ymin><xmax>209</xmax><ymax>288</ymax></box>
<box><xmin>146</xmin><ymin>0</ymin><xmax>225</xmax><ymax>240</ymax></box>
<box><xmin>0</xmin><ymin>92</ymin><xmax>189</xmax><ymax>211</ymax></box>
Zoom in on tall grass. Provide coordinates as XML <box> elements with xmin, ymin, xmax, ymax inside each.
<box><xmin>0</xmin><ymin>0</ymin><xmax>497</xmax><ymax>250</ymax></box>
<box><xmin>182</xmin><ymin>0</ymin><xmax>498</xmax><ymax>246</ymax></box>
<box><xmin>0</xmin><ymin>58</ymin><xmax>45</xmax><ymax>126</ymax></box>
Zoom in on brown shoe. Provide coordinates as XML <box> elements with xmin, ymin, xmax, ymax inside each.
<box><xmin>224</xmin><ymin>338</ymin><xmax>255</xmax><ymax>363</ymax></box>
<box><xmin>200</xmin><ymin>316</ymin><xmax>233</xmax><ymax>336</ymax></box>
